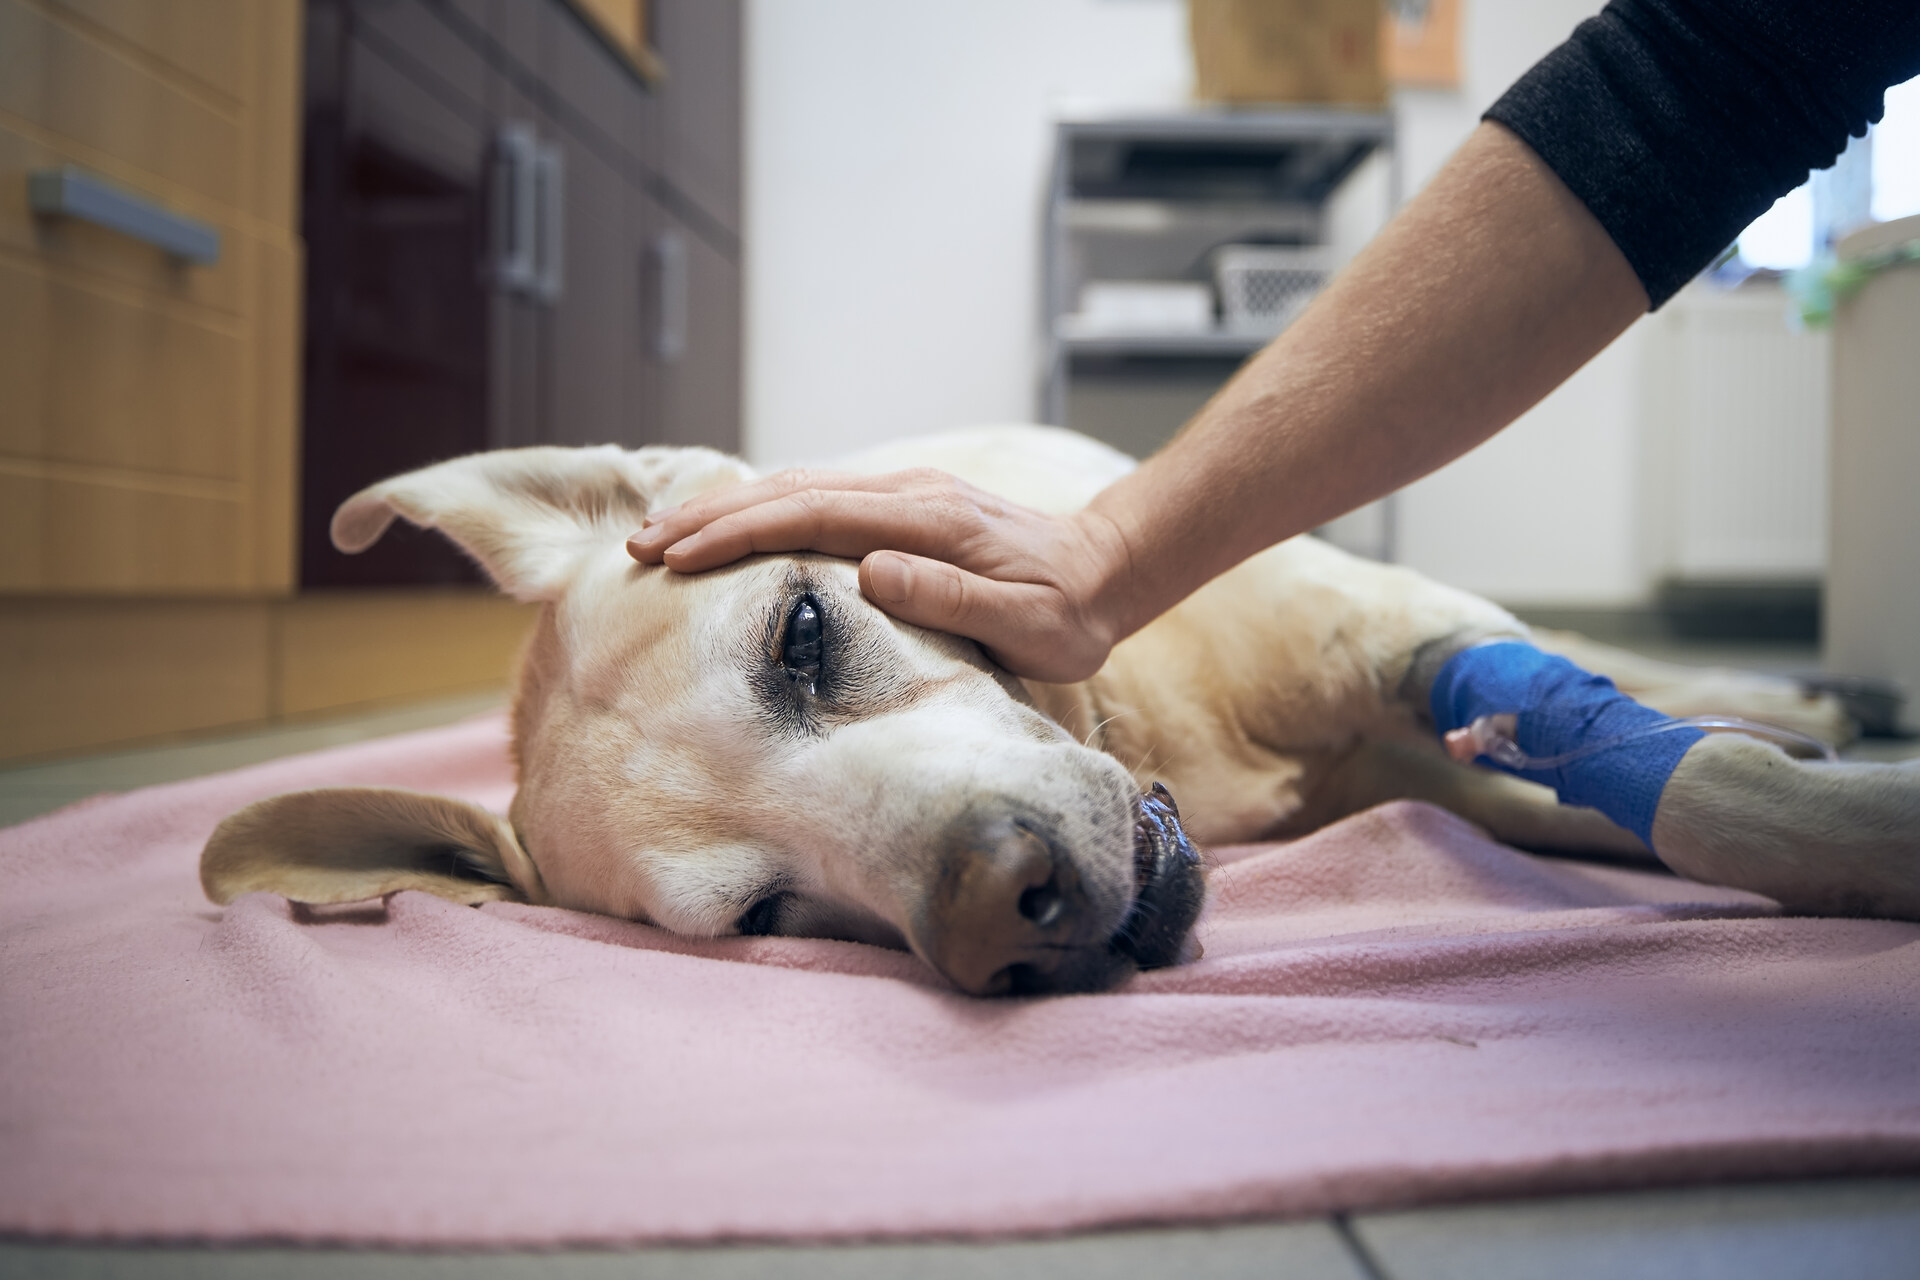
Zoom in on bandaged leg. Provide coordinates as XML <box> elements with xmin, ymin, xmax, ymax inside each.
<box><xmin>1425</xmin><ymin>640</ymin><xmax>1920</xmax><ymax>919</ymax></box>
<box><xmin>1427</xmin><ymin>641</ymin><xmax>1700</xmax><ymax>849</ymax></box>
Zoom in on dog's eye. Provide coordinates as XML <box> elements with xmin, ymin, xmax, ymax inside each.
<box><xmin>737</xmin><ymin>893</ymin><xmax>786</xmax><ymax>937</ymax></box>
<box><xmin>781</xmin><ymin>597</ymin><xmax>824</xmax><ymax>690</ymax></box>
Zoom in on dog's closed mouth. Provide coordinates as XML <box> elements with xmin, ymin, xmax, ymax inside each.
<box><xmin>1111</xmin><ymin>782</ymin><xmax>1206</xmax><ymax>969</ymax></box>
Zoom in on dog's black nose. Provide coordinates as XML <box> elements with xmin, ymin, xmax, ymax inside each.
<box><xmin>917</xmin><ymin>809</ymin><xmax>1123</xmax><ymax>997</ymax></box>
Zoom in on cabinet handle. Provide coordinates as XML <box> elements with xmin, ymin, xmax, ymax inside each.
<box><xmin>493</xmin><ymin>124</ymin><xmax>538</xmax><ymax>294</ymax></box>
<box><xmin>28</xmin><ymin>167</ymin><xmax>220</xmax><ymax>264</ymax></box>
<box><xmin>653</xmin><ymin>230</ymin><xmax>688</xmax><ymax>362</ymax></box>
<box><xmin>532</xmin><ymin>141</ymin><xmax>564</xmax><ymax>306</ymax></box>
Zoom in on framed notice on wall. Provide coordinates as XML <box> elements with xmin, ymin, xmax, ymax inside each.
<box><xmin>1384</xmin><ymin>0</ymin><xmax>1462</xmax><ymax>89</ymax></box>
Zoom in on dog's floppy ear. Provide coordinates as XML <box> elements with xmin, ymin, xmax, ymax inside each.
<box><xmin>331</xmin><ymin>445</ymin><xmax>752</xmax><ymax>601</ymax></box>
<box><xmin>201</xmin><ymin>788</ymin><xmax>549</xmax><ymax>908</ymax></box>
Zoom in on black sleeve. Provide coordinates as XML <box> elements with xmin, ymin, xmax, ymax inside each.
<box><xmin>1484</xmin><ymin>0</ymin><xmax>1920</xmax><ymax>308</ymax></box>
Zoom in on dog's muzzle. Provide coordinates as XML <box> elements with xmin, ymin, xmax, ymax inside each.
<box><xmin>1110</xmin><ymin>782</ymin><xmax>1206</xmax><ymax>970</ymax></box>
<box><xmin>916</xmin><ymin>783</ymin><xmax>1207</xmax><ymax>997</ymax></box>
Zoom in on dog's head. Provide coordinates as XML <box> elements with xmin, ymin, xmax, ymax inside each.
<box><xmin>202</xmin><ymin>446</ymin><xmax>1203</xmax><ymax>995</ymax></box>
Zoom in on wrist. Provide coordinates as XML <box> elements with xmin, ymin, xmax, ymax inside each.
<box><xmin>1069</xmin><ymin>506</ymin><xmax>1144</xmax><ymax>653</ymax></box>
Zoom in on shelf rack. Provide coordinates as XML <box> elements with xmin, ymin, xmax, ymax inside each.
<box><xmin>1038</xmin><ymin>107</ymin><xmax>1398</xmax><ymax>558</ymax></box>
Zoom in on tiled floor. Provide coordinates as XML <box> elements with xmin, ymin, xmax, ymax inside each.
<box><xmin>5</xmin><ymin>640</ymin><xmax>1917</xmax><ymax>1278</ymax></box>
<box><xmin>7</xmin><ymin>1181</ymin><xmax>1920</xmax><ymax>1279</ymax></box>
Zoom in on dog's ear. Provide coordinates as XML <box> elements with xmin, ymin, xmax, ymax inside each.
<box><xmin>201</xmin><ymin>788</ymin><xmax>549</xmax><ymax>908</ymax></box>
<box><xmin>331</xmin><ymin>445</ymin><xmax>752</xmax><ymax>600</ymax></box>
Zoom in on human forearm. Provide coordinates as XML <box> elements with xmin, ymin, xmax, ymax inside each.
<box><xmin>630</xmin><ymin>123</ymin><xmax>1649</xmax><ymax>683</ymax></box>
<box><xmin>1083</xmin><ymin>121</ymin><xmax>1648</xmax><ymax>641</ymax></box>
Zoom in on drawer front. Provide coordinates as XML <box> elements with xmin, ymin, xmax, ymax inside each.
<box><xmin>0</xmin><ymin>119</ymin><xmax>247</xmax><ymax>315</ymax></box>
<box><xmin>0</xmin><ymin>254</ymin><xmax>247</xmax><ymax>480</ymax></box>
<box><xmin>41</xmin><ymin>0</ymin><xmax>248</xmax><ymax>102</ymax></box>
<box><xmin>0</xmin><ymin>0</ymin><xmax>246</xmax><ymax>210</ymax></box>
<box><xmin>0</xmin><ymin>469</ymin><xmax>247</xmax><ymax>593</ymax></box>
<box><xmin>1</xmin><ymin>0</ymin><xmax>301</xmax><ymax>595</ymax></box>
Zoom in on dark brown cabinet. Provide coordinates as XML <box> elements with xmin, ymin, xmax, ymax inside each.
<box><xmin>299</xmin><ymin>0</ymin><xmax>741</xmax><ymax>586</ymax></box>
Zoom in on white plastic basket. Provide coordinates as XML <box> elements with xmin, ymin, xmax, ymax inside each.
<box><xmin>1213</xmin><ymin>245</ymin><xmax>1332</xmax><ymax>336</ymax></box>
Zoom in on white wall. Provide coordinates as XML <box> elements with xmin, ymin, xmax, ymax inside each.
<box><xmin>1384</xmin><ymin>0</ymin><xmax>1651</xmax><ymax>606</ymax></box>
<box><xmin>745</xmin><ymin>0</ymin><xmax>1661</xmax><ymax>605</ymax></box>
<box><xmin>745</xmin><ymin>0</ymin><xmax>1190</xmax><ymax>467</ymax></box>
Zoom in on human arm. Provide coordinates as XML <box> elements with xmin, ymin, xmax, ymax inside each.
<box><xmin>630</xmin><ymin>121</ymin><xmax>1647</xmax><ymax>680</ymax></box>
<box><xmin>632</xmin><ymin>0</ymin><xmax>1920</xmax><ymax>681</ymax></box>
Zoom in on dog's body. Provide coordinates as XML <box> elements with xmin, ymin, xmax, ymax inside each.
<box><xmin>204</xmin><ymin>426</ymin><xmax>1920</xmax><ymax>994</ymax></box>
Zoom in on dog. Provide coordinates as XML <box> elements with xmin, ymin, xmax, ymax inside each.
<box><xmin>202</xmin><ymin>426</ymin><xmax>1920</xmax><ymax>995</ymax></box>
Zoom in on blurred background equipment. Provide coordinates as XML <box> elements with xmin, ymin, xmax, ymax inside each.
<box><xmin>1188</xmin><ymin>0</ymin><xmax>1386</xmax><ymax>106</ymax></box>
<box><xmin>1040</xmin><ymin>108</ymin><xmax>1391</xmax><ymax>470</ymax></box>
<box><xmin>1043</xmin><ymin>2</ymin><xmax>1398</xmax><ymax>557</ymax></box>
<box><xmin>1825</xmin><ymin>213</ymin><xmax>1920</xmax><ymax>734</ymax></box>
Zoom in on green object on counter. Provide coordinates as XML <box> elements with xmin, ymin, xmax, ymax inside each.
<box><xmin>1789</xmin><ymin>237</ymin><xmax>1920</xmax><ymax>328</ymax></box>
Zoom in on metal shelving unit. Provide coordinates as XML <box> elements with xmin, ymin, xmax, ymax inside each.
<box><xmin>1040</xmin><ymin>107</ymin><xmax>1399</xmax><ymax>558</ymax></box>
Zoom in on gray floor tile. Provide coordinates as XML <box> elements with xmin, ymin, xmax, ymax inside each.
<box><xmin>1353</xmin><ymin>1178</ymin><xmax>1920</xmax><ymax>1280</ymax></box>
<box><xmin>0</xmin><ymin>1220</ymin><xmax>1366</xmax><ymax>1280</ymax></box>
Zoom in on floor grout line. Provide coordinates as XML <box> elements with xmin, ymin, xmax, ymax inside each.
<box><xmin>1332</xmin><ymin>1212</ymin><xmax>1393</xmax><ymax>1280</ymax></box>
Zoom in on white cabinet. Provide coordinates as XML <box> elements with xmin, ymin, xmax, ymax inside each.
<box><xmin>1638</xmin><ymin>283</ymin><xmax>1831</xmax><ymax>584</ymax></box>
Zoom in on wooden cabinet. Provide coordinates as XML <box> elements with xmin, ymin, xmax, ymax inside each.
<box><xmin>0</xmin><ymin>0</ymin><xmax>741</xmax><ymax>760</ymax></box>
<box><xmin>299</xmin><ymin>0</ymin><xmax>742</xmax><ymax>587</ymax></box>
<box><xmin>0</xmin><ymin>0</ymin><xmax>302</xmax><ymax>594</ymax></box>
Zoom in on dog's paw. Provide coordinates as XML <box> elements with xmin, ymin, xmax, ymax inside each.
<box><xmin>1652</xmin><ymin>734</ymin><xmax>1920</xmax><ymax>920</ymax></box>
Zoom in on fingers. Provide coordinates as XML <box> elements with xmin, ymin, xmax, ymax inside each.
<box><xmin>628</xmin><ymin>468</ymin><xmax>955</xmax><ymax>566</ymax></box>
<box><xmin>626</xmin><ymin>468</ymin><xmax>861</xmax><ymax>564</ymax></box>
<box><xmin>631</xmin><ymin>481</ymin><xmax>990</xmax><ymax>574</ymax></box>
<box><xmin>859</xmin><ymin>552</ymin><xmax>1107</xmax><ymax>684</ymax></box>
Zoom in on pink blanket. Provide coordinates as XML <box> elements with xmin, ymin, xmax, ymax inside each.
<box><xmin>3</xmin><ymin>713</ymin><xmax>1917</xmax><ymax>1246</ymax></box>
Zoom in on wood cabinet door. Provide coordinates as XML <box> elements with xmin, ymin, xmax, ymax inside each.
<box><xmin>293</xmin><ymin>0</ymin><xmax>739</xmax><ymax>587</ymax></box>
<box><xmin>644</xmin><ymin>194</ymin><xmax>740</xmax><ymax>453</ymax></box>
<box><xmin>0</xmin><ymin>0</ymin><xmax>301</xmax><ymax>594</ymax></box>
<box><xmin>541</xmin><ymin>17</ymin><xmax>656</xmax><ymax>450</ymax></box>
<box><xmin>299</xmin><ymin>0</ymin><xmax>492</xmax><ymax>587</ymax></box>
<box><xmin>652</xmin><ymin>0</ymin><xmax>741</xmax><ymax>235</ymax></box>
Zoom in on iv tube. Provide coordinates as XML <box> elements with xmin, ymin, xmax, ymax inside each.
<box><xmin>1456</xmin><ymin>714</ymin><xmax>1840</xmax><ymax>772</ymax></box>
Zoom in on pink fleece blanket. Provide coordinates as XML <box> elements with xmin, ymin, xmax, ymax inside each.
<box><xmin>3</xmin><ymin>712</ymin><xmax>1917</xmax><ymax>1246</ymax></box>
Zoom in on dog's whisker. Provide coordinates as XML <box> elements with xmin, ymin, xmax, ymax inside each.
<box><xmin>1082</xmin><ymin>707</ymin><xmax>1138</xmax><ymax>748</ymax></box>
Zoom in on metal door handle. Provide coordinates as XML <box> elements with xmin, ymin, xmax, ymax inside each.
<box><xmin>532</xmin><ymin>141</ymin><xmax>564</xmax><ymax>305</ymax></box>
<box><xmin>28</xmin><ymin>167</ymin><xmax>220</xmax><ymax>264</ymax></box>
<box><xmin>493</xmin><ymin>123</ymin><xmax>538</xmax><ymax>294</ymax></box>
<box><xmin>653</xmin><ymin>230</ymin><xmax>687</xmax><ymax>362</ymax></box>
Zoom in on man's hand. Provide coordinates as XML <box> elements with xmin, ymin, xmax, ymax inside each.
<box><xmin>625</xmin><ymin>468</ymin><xmax>1134</xmax><ymax>684</ymax></box>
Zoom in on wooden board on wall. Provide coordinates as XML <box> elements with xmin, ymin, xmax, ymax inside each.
<box><xmin>0</xmin><ymin>598</ymin><xmax>274</xmax><ymax>761</ymax></box>
<box><xmin>276</xmin><ymin>592</ymin><xmax>538</xmax><ymax>719</ymax></box>
<box><xmin>0</xmin><ymin>592</ymin><xmax>536</xmax><ymax>763</ymax></box>
<box><xmin>0</xmin><ymin>0</ymin><xmax>301</xmax><ymax>594</ymax></box>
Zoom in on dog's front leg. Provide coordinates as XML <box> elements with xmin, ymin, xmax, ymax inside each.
<box><xmin>1290</xmin><ymin>736</ymin><xmax>1651</xmax><ymax>858</ymax></box>
<box><xmin>1653</xmin><ymin>738</ymin><xmax>1920</xmax><ymax>918</ymax></box>
<box><xmin>1413</xmin><ymin>639</ymin><xmax>1920</xmax><ymax>920</ymax></box>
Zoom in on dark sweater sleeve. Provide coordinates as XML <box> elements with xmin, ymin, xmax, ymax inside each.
<box><xmin>1484</xmin><ymin>0</ymin><xmax>1920</xmax><ymax>308</ymax></box>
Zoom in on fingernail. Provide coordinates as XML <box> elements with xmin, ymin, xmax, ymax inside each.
<box><xmin>642</xmin><ymin>504</ymin><xmax>680</xmax><ymax>527</ymax></box>
<box><xmin>866</xmin><ymin>553</ymin><xmax>911</xmax><ymax>603</ymax></box>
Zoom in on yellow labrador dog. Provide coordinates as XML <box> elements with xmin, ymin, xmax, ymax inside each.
<box><xmin>203</xmin><ymin>427</ymin><xmax>1920</xmax><ymax>995</ymax></box>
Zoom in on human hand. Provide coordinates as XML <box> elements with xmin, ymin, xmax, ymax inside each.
<box><xmin>625</xmin><ymin>468</ymin><xmax>1134</xmax><ymax>683</ymax></box>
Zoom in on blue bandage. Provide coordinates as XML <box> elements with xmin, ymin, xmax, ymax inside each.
<box><xmin>1429</xmin><ymin>642</ymin><xmax>1703</xmax><ymax>847</ymax></box>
